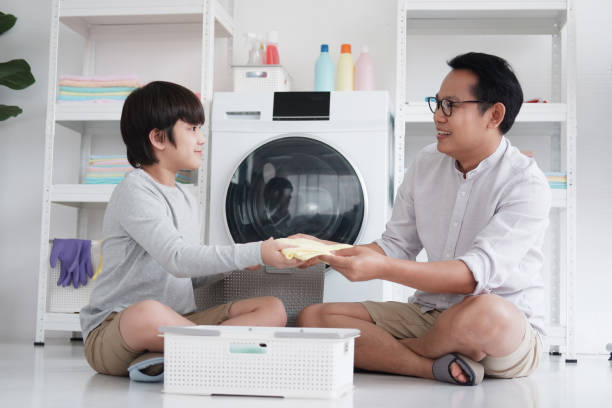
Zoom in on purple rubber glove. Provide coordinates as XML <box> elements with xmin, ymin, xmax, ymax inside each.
<box><xmin>50</xmin><ymin>239</ymin><xmax>91</xmax><ymax>288</ymax></box>
<box><xmin>76</xmin><ymin>240</ymin><xmax>93</xmax><ymax>287</ymax></box>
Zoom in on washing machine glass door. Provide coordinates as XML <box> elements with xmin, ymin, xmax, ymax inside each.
<box><xmin>226</xmin><ymin>136</ymin><xmax>365</xmax><ymax>244</ymax></box>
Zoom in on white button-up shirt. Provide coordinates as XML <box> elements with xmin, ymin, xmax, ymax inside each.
<box><xmin>376</xmin><ymin>137</ymin><xmax>551</xmax><ymax>334</ymax></box>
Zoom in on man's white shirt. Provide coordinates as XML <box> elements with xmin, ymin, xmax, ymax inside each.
<box><xmin>376</xmin><ymin>137</ymin><xmax>551</xmax><ymax>334</ymax></box>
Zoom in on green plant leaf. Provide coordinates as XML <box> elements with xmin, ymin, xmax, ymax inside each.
<box><xmin>0</xmin><ymin>104</ymin><xmax>23</xmax><ymax>121</ymax></box>
<box><xmin>0</xmin><ymin>12</ymin><xmax>17</xmax><ymax>35</ymax></box>
<box><xmin>0</xmin><ymin>59</ymin><xmax>35</xmax><ymax>89</ymax></box>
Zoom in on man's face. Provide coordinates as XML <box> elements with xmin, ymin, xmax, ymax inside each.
<box><xmin>433</xmin><ymin>69</ymin><xmax>491</xmax><ymax>160</ymax></box>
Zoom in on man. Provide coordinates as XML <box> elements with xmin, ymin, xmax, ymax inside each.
<box><xmin>296</xmin><ymin>52</ymin><xmax>550</xmax><ymax>385</ymax></box>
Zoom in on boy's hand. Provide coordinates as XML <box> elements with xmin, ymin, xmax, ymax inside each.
<box><xmin>261</xmin><ymin>238</ymin><xmax>305</xmax><ymax>269</ymax></box>
<box><xmin>318</xmin><ymin>246</ymin><xmax>388</xmax><ymax>282</ymax></box>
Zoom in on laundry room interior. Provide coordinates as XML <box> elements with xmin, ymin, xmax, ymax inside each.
<box><xmin>1</xmin><ymin>0</ymin><xmax>611</xmax><ymax>407</ymax></box>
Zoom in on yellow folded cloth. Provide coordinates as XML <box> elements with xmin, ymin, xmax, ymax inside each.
<box><xmin>277</xmin><ymin>238</ymin><xmax>352</xmax><ymax>261</ymax></box>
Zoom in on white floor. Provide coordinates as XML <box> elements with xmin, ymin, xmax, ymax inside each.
<box><xmin>1</xmin><ymin>339</ymin><xmax>611</xmax><ymax>408</ymax></box>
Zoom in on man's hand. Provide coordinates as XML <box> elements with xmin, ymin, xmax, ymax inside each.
<box><xmin>318</xmin><ymin>246</ymin><xmax>389</xmax><ymax>282</ymax></box>
<box><xmin>260</xmin><ymin>238</ymin><xmax>305</xmax><ymax>269</ymax></box>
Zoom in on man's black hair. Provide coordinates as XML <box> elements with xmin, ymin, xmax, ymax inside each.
<box><xmin>120</xmin><ymin>81</ymin><xmax>205</xmax><ymax>168</ymax></box>
<box><xmin>448</xmin><ymin>52</ymin><xmax>523</xmax><ymax>134</ymax></box>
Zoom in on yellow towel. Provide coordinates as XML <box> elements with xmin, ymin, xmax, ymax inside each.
<box><xmin>91</xmin><ymin>240</ymin><xmax>103</xmax><ymax>280</ymax></box>
<box><xmin>277</xmin><ymin>238</ymin><xmax>352</xmax><ymax>261</ymax></box>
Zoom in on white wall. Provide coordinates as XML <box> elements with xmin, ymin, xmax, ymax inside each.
<box><xmin>1</xmin><ymin>0</ymin><xmax>610</xmax><ymax>354</ymax></box>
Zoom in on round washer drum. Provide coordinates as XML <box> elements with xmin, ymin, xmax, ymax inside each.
<box><xmin>225</xmin><ymin>136</ymin><xmax>365</xmax><ymax>244</ymax></box>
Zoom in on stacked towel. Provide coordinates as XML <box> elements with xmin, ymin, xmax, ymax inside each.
<box><xmin>176</xmin><ymin>169</ymin><xmax>195</xmax><ymax>184</ymax></box>
<box><xmin>545</xmin><ymin>172</ymin><xmax>567</xmax><ymax>189</ymax></box>
<box><xmin>84</xmin><ymin>155</ymin><xmax>195</xmax><ymax>184</ymax></box>
<box><xmin>85</xmin><ymin>155</ymin><xmax>132</xmax><ymax>184</ymax></box>
<box><xmin>58</xmin><ymin>75</ymin><xmax>140</xmax><ymax>103</ymax></box>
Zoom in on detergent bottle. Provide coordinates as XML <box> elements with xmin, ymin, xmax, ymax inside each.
<box><xmin>245</xmin><ymin>33</ymin><xmax>262</xmax><ymax>65</ymax></box>
<box><xmin>355</xmin><ymin>45</ymin><xmax>374</xmax><ymax>90</ymax></box>
<box><xmin>336</xmin><ymin>43</ymin><xmax>354</xmax><ymax>91</ymax></box>
<box><xmin>314</xmin><ymin>44</ymin><xmax>334</xmax><ymax>91</ymax></box>
<box><xmin>265</xmin><ymin>30</ymin><xmax>280</xmax><ymax>65</ymax></box>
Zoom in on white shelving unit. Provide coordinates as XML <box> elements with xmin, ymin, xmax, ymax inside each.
<box><xmin>35</xmin><ymin>0</ymin><xmax>235</xmax><ymax>345</ymax></box>
<box><xmin>395</xmin><ymin>0</ymin><xmax>577</xmax><ymax>360</ymax></box>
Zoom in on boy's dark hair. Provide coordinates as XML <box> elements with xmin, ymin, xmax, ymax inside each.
<box><xmin>448</xmin><ymin>52</ymin><xmax>523</xmax><ymax>134</ymax></box>
<box><xmin>120</xmin><ymin>81</ymin><xmax>205</xmax><ymax>168</ymax></box>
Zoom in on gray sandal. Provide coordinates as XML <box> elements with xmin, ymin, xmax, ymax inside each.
<box><xmin>432</xmin><ymin>353</ymin><xmax>484</xmax><ymax>386</ymax></box>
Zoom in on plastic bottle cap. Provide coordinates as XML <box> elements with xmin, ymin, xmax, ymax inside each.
<box><xmin>361</xmin><ymin>45</ymin><xmax>369</xmax><ymax>54</ymax></box>
<box><xmin>321</xmin><ymin>44</ymin><xmax>329</xmax><ymax>53</ymax></box>
<box><xmin>341</xmin><ymin>44</ymin><xmax>351</xmax><ymax>54</ymax></box>
<box><xmin>267</xmin><ymin>30</ymin><xmax>279</xmax><ymax>43</ymax></box>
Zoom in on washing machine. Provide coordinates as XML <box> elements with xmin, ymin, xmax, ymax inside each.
<box><xmin>208</xmin><ymin>91</ymin><xmax>401</xmax><ymax>303</ymax></box>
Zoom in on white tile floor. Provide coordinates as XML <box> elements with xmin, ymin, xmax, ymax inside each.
<box><xmin>1</xmin><ymin>339</ymin><xmax>610</xmax><ymax>408</ymax></box>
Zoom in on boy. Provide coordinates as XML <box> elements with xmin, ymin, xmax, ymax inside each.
<box><xmin>297</xmin><ymin>53</ymin><xmax>550</xmax><ymax>386</ymax></box>
<box><xmin>80</xmin><ymin>81</ymin><xmax>303</xmax><ymax>376</ymax></box>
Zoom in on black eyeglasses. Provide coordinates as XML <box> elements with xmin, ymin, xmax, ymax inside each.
<box><xmin>425</xmin><ymin>96</ymin><xmax>490</xmax><ymax>117</ymax></box>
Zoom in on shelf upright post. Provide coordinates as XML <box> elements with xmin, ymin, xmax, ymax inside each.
<box><xmin>200</xmin><ymin>0</ymin><xmax>215</xmax><ymax>244</ymax></box>
<box><xmin>564</xmin><ymin>0</ymin><xmax>578</xmax><ymax>363</ymax></box>
<box><xmin>394</xmin><ymin>0</ymin><xmax>407</xmax><ymax>198</ymax></box>
<box><xmin>35</xmin><ymin>0</ymin><xmax>61</xmax><ymax>346</ymax></box>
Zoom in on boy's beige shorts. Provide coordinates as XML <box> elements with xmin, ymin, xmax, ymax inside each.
<box><xmin>84</xmin><ymin>302</ymin><xmax>232</xmax><ymax>376</ymax></box>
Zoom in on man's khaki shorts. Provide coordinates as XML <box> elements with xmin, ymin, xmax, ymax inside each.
<box><xmin>361</xmin><ymin>300</ymin><xmax>542</xmax><ymax>379</ymax></box>
<box><xmin>84</xmin><ymin>302</ymin><xmax>232</xmax><ymax>376</ymax></box>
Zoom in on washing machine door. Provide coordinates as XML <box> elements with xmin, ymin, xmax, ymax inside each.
<box><xmin>226</xmin><ymin>136</ymin><xmax>365</xmax><ymax>244</ymax></box>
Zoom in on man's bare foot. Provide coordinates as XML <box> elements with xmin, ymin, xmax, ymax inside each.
<box><xmin>450</xmin><ymin>361</ymin><xmax>468</xmax><ymax>383</ymax></box>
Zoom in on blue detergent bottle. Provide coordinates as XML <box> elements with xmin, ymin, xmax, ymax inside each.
<box><xmin>314</xmin><ymin>44</ymin><xmax>334</xmax><ymax>91</ymax></box>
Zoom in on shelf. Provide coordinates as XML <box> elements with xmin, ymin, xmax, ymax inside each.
<box><xmin>43</xmin><ymin>312</ymin><xmax>81</xmax><ymax>332</ymax></box>
<box><xmin>51</xmin><ymin>184</ymin><xmax>116</xmax><ymax>204</ymax></box>
<box><xmin>50</xmin><ymin>183</ymin><xmax>198</xmax><ymax>205</ymax></box>
<box><xmin>55</xmin><ymin>102</ymin><xmax>123</xmax><ymax>131</ymax></box>
<box><xmin>401</xmin><ymin>1</ymin><xmax>567</xmax><ymax>34</ymax></box>
<box><xmin>399</xmin><ymin>102</ymin><xmax>567</xmax><ymax>123</ymax></box>
<box><xmin>60</xmin><ymin>0</ymin><xmax>234</xmax><ymax>37</ymax></box>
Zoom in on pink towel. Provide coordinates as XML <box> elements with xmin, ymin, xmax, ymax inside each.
<box><xmin>57</xmin><ymin>99</ymin><xmax>125</xmax><ymax>104</ymax></box>
<box><xmin>86</xmin><ymin>167</ymin><xmax>132</xmax><ymax>173</ymax></box>
<box><xmin>58</xmin><ymin>80</ymin><xmax>141</xmax><ymax>88</ymax></box>
<box><xmin>60</xmin><ymin>75</ymin><xmax>139</xmax><ymax>82</ymax></box>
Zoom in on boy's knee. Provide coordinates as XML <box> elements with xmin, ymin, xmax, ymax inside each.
<box><xmin>261</xmin><ymin>296</ymin><xmax>287</xmax><ymax>326</ymax></box>
<box><xmin>133</xmin><ymin>299</ymin><xmax>168</xmax><ymax>316</ymax></box>
<box><xmin>297</xmin><ymin>303</ymin><xmax>325</xmax><ymax>327</ymax></box>
<box><xmin>128</xmin><ymin>300</ymin><xmax>176</xmax><ymax>330</ymax></box>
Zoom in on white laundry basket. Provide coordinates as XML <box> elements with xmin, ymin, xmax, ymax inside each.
<box><xmin>232</xmin><ymin>65</ymin><xmax>291</xmax><ymax>91</ymax></box>
<box><xmin>160</xmin><ymin>325</ymin><xmax>359</xmax><ymax>398</ymax></box>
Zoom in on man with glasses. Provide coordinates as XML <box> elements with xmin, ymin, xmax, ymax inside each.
<box><xmin>296</xmin><ymin>52</ymin><xmax>550</xmax><ymax>386</ymax></box>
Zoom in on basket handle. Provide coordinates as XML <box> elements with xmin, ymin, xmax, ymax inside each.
<box><xmin>245</xmin><ymin>71</ymin><xmax>268</xmax><ymax>78</ymax></box>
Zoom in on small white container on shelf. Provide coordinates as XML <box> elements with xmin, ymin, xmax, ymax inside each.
<box><xmin>47</xmin><ymin>262</ymin><xmax>97</xmax><ymax>313</ymax></box>
<box><xmin>232</xmin><ymin>65</ymin><xmax>291</xmax><ymax>91</ymax></box>
<box><xmin>46</xmin><ymin>241</ymin><xmax>100</xmax><ymax>313</ymax></box>
<box><xmin>160</xmin><ymin>325</ymin><xmax>360</xmax><ymax>399</ymax></box>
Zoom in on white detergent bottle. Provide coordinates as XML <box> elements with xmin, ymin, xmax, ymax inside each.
<box><xmin>336</xmin><ymin>43</ymin><xmax>354</xmax><ymax>91</ymax></box>
<box><xmin>314</xmin><ymin>44</ymin><xmax>334</xmax><ymax>91</ymax></box>
<box><xmin>355</xmin><ymin>45</ymin><xmax>374</xmax><ymax>90</ymax></box>
<box><xmin>245</xmin><ymin>33</ymin><xmax>262</xmax><ymax>65</ymax></box>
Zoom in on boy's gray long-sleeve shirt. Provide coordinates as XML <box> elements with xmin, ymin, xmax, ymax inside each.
<box><xmin>80</xmin><ymin>169</ymin><xmax>262</xmax><ymax>341</ymax></box>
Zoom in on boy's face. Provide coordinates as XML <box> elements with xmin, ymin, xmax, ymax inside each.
<box><xmin>433</xmin><ymin>69</ymin><xmax>493</xmax><ymax>160</ymax></box>
<box><xmin>165</xmin><ymin>119</ymin><xmax>205</xmax><ymax>171</ymax></box>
